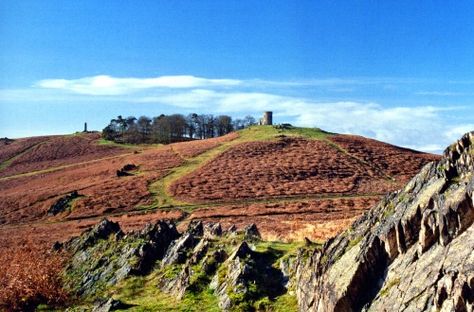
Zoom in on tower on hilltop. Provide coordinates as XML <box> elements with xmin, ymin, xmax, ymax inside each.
<box><xmin>260</xmin><ymin>111</ymin><xmax>273</xmax><ymax>126</ymax></box>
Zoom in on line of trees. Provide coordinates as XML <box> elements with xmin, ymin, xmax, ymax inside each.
<box><xmin>102</xmin><ymin>113</ymin><xmax>257</xmax><ymax>144</ymax></box>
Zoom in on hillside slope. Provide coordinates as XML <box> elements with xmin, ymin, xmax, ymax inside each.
<box><xmin>0</xmin><ymin>127</ymin><xmax>438</xmax><ymax>250</ymax></box>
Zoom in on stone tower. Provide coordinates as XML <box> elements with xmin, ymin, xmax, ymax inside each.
<box><xmin>261</xmin><ymin>111</ymin><xmax>273</xmax><ymax>125</ymax></box>
<box><xmin>84</xmin><ymin>122</ymin><xmax>88</xmax><ymax>132</ymax></box>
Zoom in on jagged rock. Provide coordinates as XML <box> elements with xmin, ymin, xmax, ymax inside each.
<box><xmin>64</xmin><ymin>219</ymin><xmax>178</xmax><ymax>297</ymax></box>
<box><xmin>190</xmin><ymin>239</ymin><xmax>210</xmax><ymax>265</ymax></box>
<box><xmin>161</xmin><ymin>221</ymin><xmax>203</xmax><ymax>266</ymax></box>
<box><xmin>92</xmin><ymin>298</ymin><xmax>131</xmax><ymax>312</ymax></box>
<box><xmin>132</xmin><ymin>221</ymin><xmax>180</xmax><ymax>274</ymax></box>
<box><xmin>66</xmin><ymin>218</ymin><xmax>122</xmax><ymax>253</ymax></box>
<box><xmin>295</xmin><ymin>132</ymin><xmax>474</xmax><ymax>312</ymax></box>
<box><xmin>203</xmin><ymin>222</ymin><xmax>222</xmax><ymax>239</ymax></box>
<box><xmin>187</xmin><ymin>220</ymin><xmax>204</xmax><ymax>236</ymax></box>
<box><xmin>243</xmin><ymin>223</ymin><xmax>261</xmax><ymax>240</ymax></box>
<box><xmin>210</xmin><ymin>242</ymin><xmax>254</xmax><ymax>310</ymax></box>
<box><xmin>159</xmin><ymin>266</ymin><xmax>191</xmax><ymax>300</ymax></box>
<box><xmin>210</xmin><ymin>241</ymin><xmax>286</xmax><ymax>311</ymax></box>
<box><xmin>227</xmin><ymin>224</ymin><xmax>237</xmax><ymax>234</ymax></box>
<box><xmin>161</xmin><ymin>233</ymin><xmax>198</xmax><ymax>266</ymax></box>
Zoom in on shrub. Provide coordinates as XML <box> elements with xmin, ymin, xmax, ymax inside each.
<box><xmin>0</xmin><ymin>241</ymin><xmax>68</xmax><ymax>311</ymax></box>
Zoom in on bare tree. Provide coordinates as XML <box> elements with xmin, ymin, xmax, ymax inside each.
<box><xmin>137</xmin><ymin>116</ymin><xmax>152</xmax><ymax>142</ymax></box>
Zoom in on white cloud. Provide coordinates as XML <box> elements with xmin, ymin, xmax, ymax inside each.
<box><xmin>404</xmin><ymin>144</ymin><xmax>445</xmax><ymax>153</ymax></box>
<box><xmin>36</xmin><ymin>75</ymin><xmax>241</xmax><ymax>95</ymax></box>
<box><xmin>245</xmin><ymin>77</ymin><xmax>427</xmax><ymax>88</ymax></box>
<box><xmin>35</xmin><ymin>75</ymin><xmax>431</xmax><ymax>96</ymax></box>
<box><xmin>445</xmin><ymin>124</ymin><xmax>474</xmax><ymax>142</ymax></box>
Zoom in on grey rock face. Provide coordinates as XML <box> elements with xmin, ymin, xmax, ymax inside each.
<box><xmin>210</xmin><ymin>241</ymin><xmax>286</xmax><ymax>311</ymax></box>
<box><xmin>66</xmin><ymin>218</ymin><xmax>122</xmax><ymax>253</ymax></box>
<box><xmin>133</xmin><ymin>220</ymin><xmax>180</xmax><ymax>274</ymax></box>
<box><xmin>203</xmin><ymin>222</ymin><xmax>223</xmax><ymax>239</ymax></box>
<box><xmin>295</xmin><ymin>132</ymin><xmax>474</xmax><ymax>312</ymax></box>
<box><xmin>159</xmin><ymin>265</ymin><xmax>192</xmax><ymax>300</ymax></box>
<box><xmin>243</xmin><ymin>223</ymin><xmax>261</xmax><ymax>240</ymax></box>
<box><xmin>92</xmin><ymin>298</ymin><xmax>131</xmax><ymax>312</ymax></box>
<box><xmin>210</xmin><ymin>242</ymin><xmax>255</xmax><ymax>310</ymax></box>
<box><xmin>64</xmin><ymin>219</ymin><xmax>178</xmax><ymax>297</ymax></box>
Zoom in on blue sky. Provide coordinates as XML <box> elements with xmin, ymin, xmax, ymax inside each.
<box><xmin>1</xmin><ymin>1</ymin><xmax>474</xmax><ymax>153</ymax></box>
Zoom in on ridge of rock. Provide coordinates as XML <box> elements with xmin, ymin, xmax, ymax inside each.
<box><xmin>295</xmin><ymin>132</ymin><xmax>474</xmax><ymax>311</ymax></box>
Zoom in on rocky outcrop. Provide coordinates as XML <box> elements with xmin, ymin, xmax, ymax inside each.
<box><xmin>64</xmin><ymin>219</ymin><xmax>295</xmax><ymax>310</ymax></box>
<box><xmin>47</xmin><ymin>191</ymin><xmax>81</xmax><ymax>216</ymax></box>
<box><xmin>295</xmin><ymin>132</ymin><xmax>474</xmax><ymax>311</ymax></box>
<box><xmin>243</xmin><ymin>223</ymin><xmax>261</xmax><ymax>240</ymax></box>
<box><xmin>63</xmin><ymin>219</ymin><xmax>178</xmax><ymax>296</ymax></box>
<box><xmin>210</xmin><ymin>241</ymin><xmax>287</xmax><ymax>311</ymax></box>
<box><xmin>161</xmin><ymin>221</ymin><xmax>203</xmax><ymax>266</ymax></box>
<box><xmin>60</xmin><ymin>133</ymin><xmax>474</xmax><ymax>311</ymax></box>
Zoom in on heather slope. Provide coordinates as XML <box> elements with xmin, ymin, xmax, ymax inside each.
<box><xmin>0</xmin><ymin>126</ymin><xmax>438</xmax><ymax>244</ymax></box>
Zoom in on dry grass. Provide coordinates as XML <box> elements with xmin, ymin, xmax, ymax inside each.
<box><xmin>0</xmin><ymin>241</ymin><xmax>68</xmax><ymax>311</ymax></box>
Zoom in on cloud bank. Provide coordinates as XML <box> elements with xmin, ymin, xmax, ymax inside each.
<box><xmin>4</xmin><ymin>74</ymin><xmax>472</xmax><ymax>153</ymax></box>
<box><xmin>37</xmin><ymin>75</ymin><xmax>241</xmax><ymax>95</ymax></box>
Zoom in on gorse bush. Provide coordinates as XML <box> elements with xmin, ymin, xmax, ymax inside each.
<box><xmin>0</xmin><ymin>241</ymin><xmax>68</xmax><ymax>311</ymax></box>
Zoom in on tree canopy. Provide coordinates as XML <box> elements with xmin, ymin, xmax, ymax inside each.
<box><xmin>102</xmin><ymin>113</ymin><xmax>257</xmax><ymax>144</ymax></box>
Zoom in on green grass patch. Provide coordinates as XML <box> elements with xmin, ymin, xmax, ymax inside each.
<box><xmin>270</xmin><ymin>293</ymin><xmax>298</xmax><ymax>311</ymax></box>
<box><xmin>161</xmin><ymin>264</ymin><xmax>182</xmax><ymax>279</ymax></box>
<box><xmin>379</xmin><ymin>277</ymin><xmax>400</xmax><ymax>297</ymax></box>
<box><xmin>96</xmin><ymin>138</ymin><xmax>157</xmax><ymax>150</ymax></box>
<box><xmin>113</xmin><ymin>274</ymin><xmax>220</xmax><ymax>312</ymax></box>
<box><xmin>283</xmin><ymin>127</ymin><xmax>332</xmax><ymax>140</ymax></box>
<box><xmin>254</xmin><ymin>240</ymin><xmax>302</xmax><ymax>255</ymax></box>
<box><xmin>346</xmin><ymin>236</ymin><xmax>362</xmax><ymax>251</ymax></box>
<box><xmin>237</xmin><ymin>125</ymin><xmax>331</xmax><ymax>142</ymax></box>
<box><xmin>382</xmin><ymin>202</ymin><xmax>396</xmax><ymax>219</ymax></box>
